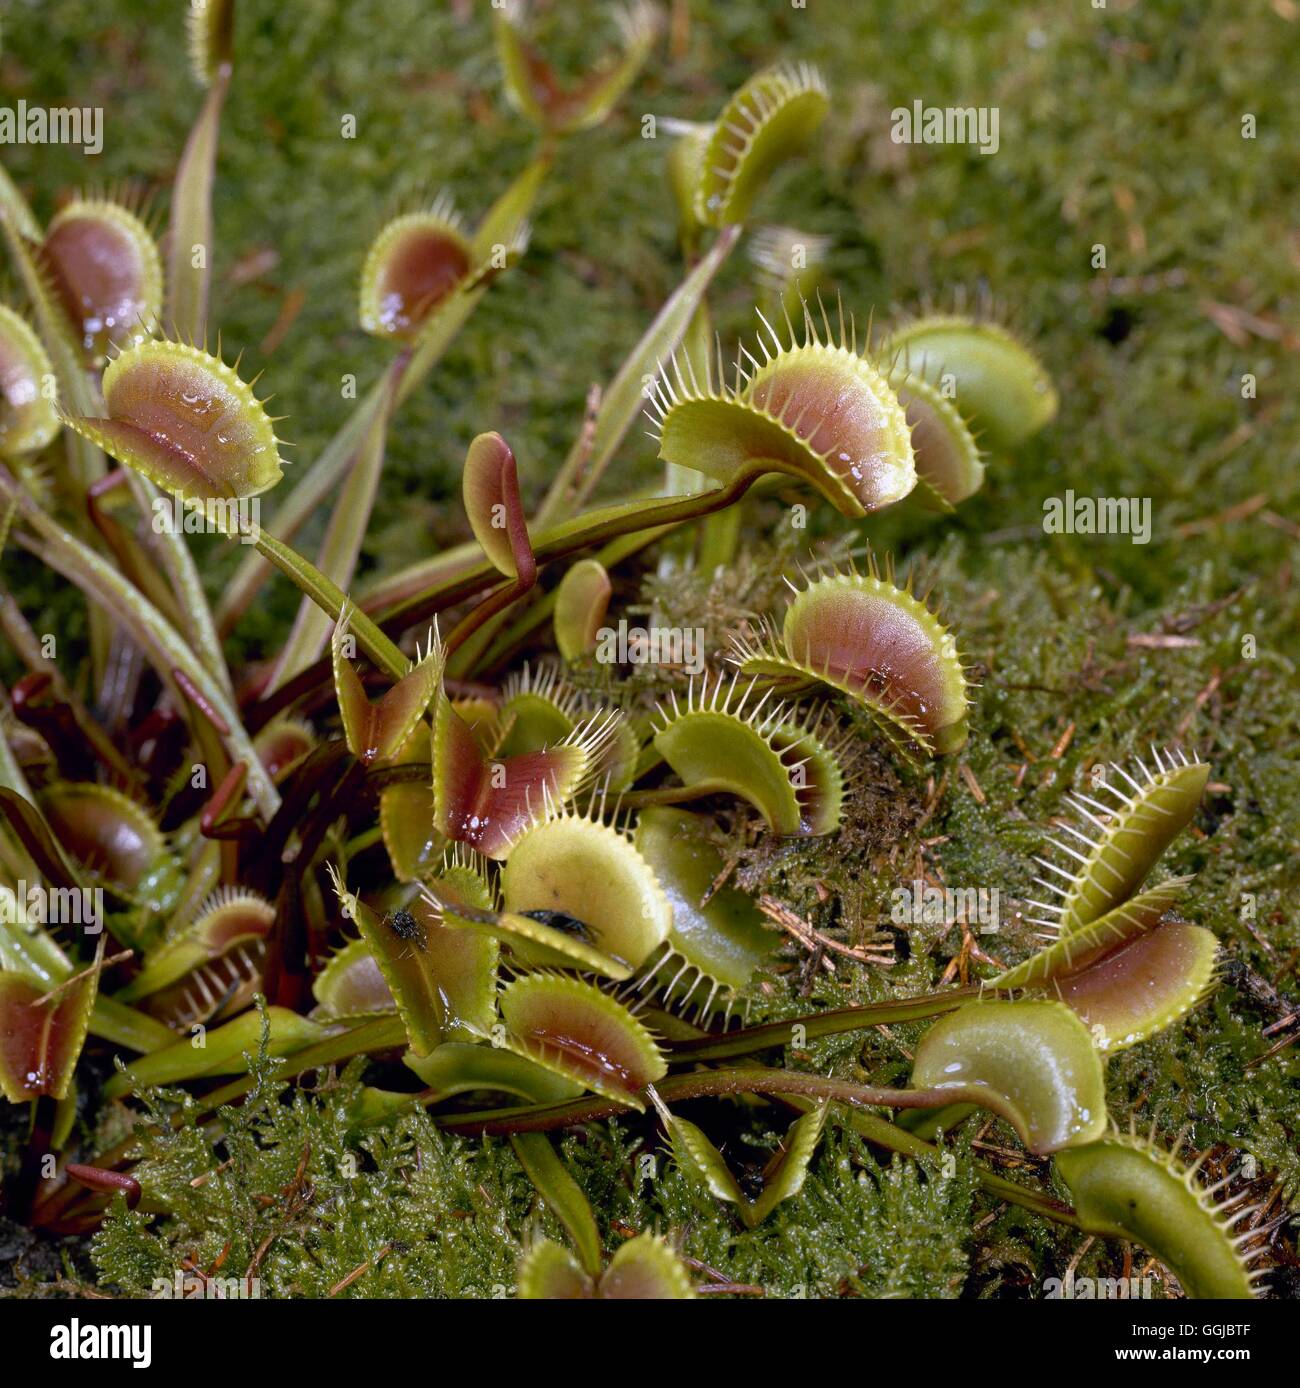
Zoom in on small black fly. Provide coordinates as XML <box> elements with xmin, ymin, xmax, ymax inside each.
<box><xmin>521</xmin><ymin>909</ymin><xmax>596</xmax><ymax>945</ymax></box>
<box><xmin>737</xmin><ymin>1164</ymin><xmax>768</xmax><ymax>1203</ymax></box>
<box><xmin>383</xmin><ymin>908</ymin><xmax>426</xmax><ymax>952</ymax></box>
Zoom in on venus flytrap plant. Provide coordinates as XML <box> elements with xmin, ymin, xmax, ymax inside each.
<box><xmin>517</xmin><ymin>1231</ymin><xmax>694</xmax><ymax>1300</ymax></box>
<box><xmin>654</xmin><ymin>65</ymin><xmax>827</xmax><ymax>571</ymax></box>
<box><xmin>0</xmin><ymin>6</ymin><xmax>1282</xmax><ymax>1304</ymax></box>
<box><xmin>510</xmin><ymin>1129</ymin><xmax>605</xmax><ymax>1278</ymax></box>
<box><xmin>311</xmin><ymin>936</ymin><xmax>398</xmax><ymax>1025</ymax></box>
<box><xmin>631</xmin><ymin>806</ymin><xmax>776</xmax><ymax>1021</ymax></box>
<box><xmin>432</xmin><ymin>664</ymin><xmax>617</xmax><ymax>860</ymax></box>
<box><xmin>423</xmin><ymin>870</ymin><xmax>637</xmax><ymax>982</ymax></box>
<box><xmin>216</xmin><ymin>0</ymin><xmax>661</xmax><ymax>636</ymax></box>
<box><xmin>499</xmin><ymin>804</ymin><xmax>672</xmax><ymax>974</ymax></box>
<box><xmin>497</xmin><ymin>972</ymin><xmax>668</xmax><ymax>1109</ymax></box>
<box><xmin>2</xmin><ymin>185</ymin><xmax>231</xmax><ymax>693</ymax></box>
<box><xmin>268</xmin><ymin>209</ymin><xmax>530</xmax><ymax>686</ymax></box>
<box><xmin>0</xmin><ymin>305</ymin><xmax>61</xmax><ymax>459</ymax></box>
<box><xmin>1032</xmin><ymin>747</ymin><xmax>1210</xmax><ymax>937</ymax></box>
<box><xmin>887</xmin><ymin>363</ymin><xmax>986</xmax><ymax>512</ymax></box>
<box><xmin>908</xmin><ymin>999</ymin><xmax>1108</xmax><ymax>1154</ymax></box>
<box><xmin>169</xmin><ymin>0</ymin><xmax>237</xmax><ymax>342</ymax></box>
<box><xmin>36</xmin><ymin>782</ymin><xmax>166</xmax><ymax>902</ymax></box>
<box><xmin>1055</xmin><ymin>1126</ymin><xmax>1269</xmax><ymax>1299</ymax></box>
<box><xmin>444</xmin><ymin>431</ymin><xmax>541</xmax><ymax>676</ymax></box>
<box><xmin>1047</xmin><ymin>917</ymin><xmax>1220</xmax><ymax>1055</ymax></box>
<box><xmin>492</xmin><ymin>665</ymin><xmax>641</xmax><ymax>790</ymax></box>
<box><xmin>730</xmin><ymin>556</ymin><xmax>972</xmax><ymax>763</ymax></box>
<box><xmin>497</xmin><ymin>662</ymin><xmax>589</xmax><ymax>752</ymax></box>
<box><xmin>493</xmin><ymin>0</ymin><xmax>662</xmax><ymax>139</ymax></box>
<box><xmin>648</xmin><ymin>673</ymin><xmax>848</xmax><ymax>834</ymax></box>
<box><xmin>214</xmin><ymin>189</ymin><xmax>536</xmax><ymax>635</ymax></box>
<box><xmin>0</xmin><ymin>198</ymin><xmax>104</xmax><ymax>501</ymax></box>
<box><xmin>325</xmin><ymin>862</ymin><xmax>497</xmax><ymax>1055</ymax></box>
<box><xmin>63</xmin><ymin>337</ymin><xmax>285</xmax><ymax>501</ymax></box>
<box><xmin>330</xmin><ymin>606</ymin><xmax>441</xmax><ymax>767</ymax></box>
<box><xmin>117</xmin><ymin>886</ymin><xmax>275</xmax><ymax>1027</ymax></box>
<box><xmin>882</xmin><ymin>307</ymin><xmax>1058</xmax><ymax>452</ymax></box>
<box><xmin>650</xmin><ymin>1085</ymin><xmax>829</xmax><ymax>1227</ymax></box>
<box><xmin>552</xmin><ymin>558</ymin><xmax>612</xmax><ymax>662</ymax></box>
<box><xmin>992</xmin><ymin>876</ymin><xmax>1193</xmax><ymax>991</ymax></box>
<box><xmin>359</xmin><ymin>195</ymin><xmax>492</xmax><ymax>343</ymax></box>
<box><xmin>694</xmin><ymin>63</ymin><xmax>829</xmax><ymax>229</ymax></box>
<box><xmin>649</xmin><ymin>301</ymin><xmax>917</xmax><ymax>518</ymax></box>
<box><xmin>41</xmin><ymin>196</ymin><xmax>162</xmax><ymax>366</ymax></box>
<box><xmin>0</xmin><ymin>465</ymin><xmax>279</xmax><ymax>814</ymax></box>
<box><xmin>0</xmin><ymin>939</ymin><xmax>103</xmax><ymax>1103</ymax></box>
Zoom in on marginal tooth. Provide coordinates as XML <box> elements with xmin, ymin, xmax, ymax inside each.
<box><xmin>1056</xmin><ymin>821</ymin><xmax>1100</xmax><ymax>850</ymax></box>
<box><xmin>1073</xmin><ymin>792</ymin><xmax>1116</xmax><ymax>819</ymax></box>
<box><xmin>194</xmin><ymin>968</ymin><xmax>217</xmax><ymax>1008</ymax></box>
<box><xmin>1065</xmin><ymin>796</ymin><xmax>1110</xmax><ymax>829</ymax></box>
<box><xmin>1111</xmin><ymin>763</ymin><xmax>1143</xmax><ymax>795</ymax></box>
<box><xmin>1044</xmin><ymin>837</ymin><xmax>1091</xmax><ymax>866</ymax></box>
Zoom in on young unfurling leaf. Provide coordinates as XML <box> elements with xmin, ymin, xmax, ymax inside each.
<box><xmin>493</xmin><ymin>0</ymin><xmax>661</xmax><ymax>136</ymax></box>
<box><xmin>463</xmin><ymin>431</ymin><xmax>535</xmax><ymax>582</ymax></box>
<box><xmin>553</xmin><ymin>559</ymin><xmax>611</xmax><ymax>662</ymax></box>
<box><xmin>331</xmin><ymin>612</ymin><xmax>441</xmax><ymax>766</ymax></box>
